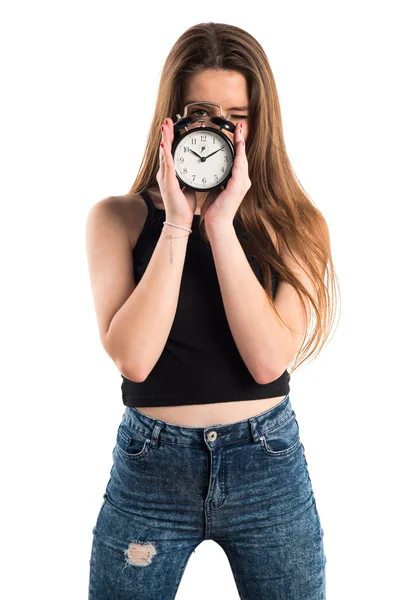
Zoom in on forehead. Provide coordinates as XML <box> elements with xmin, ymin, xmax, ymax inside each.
<box><xmin>183</xmin><ymin>69</ymin><xmax>248</xmax><ymax>108</ymax></box>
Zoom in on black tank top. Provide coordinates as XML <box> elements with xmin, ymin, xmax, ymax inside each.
<box><xmin>121</xmin><ymin>190</ymin><xmax>290</xmax><ymax>407</ymax></box>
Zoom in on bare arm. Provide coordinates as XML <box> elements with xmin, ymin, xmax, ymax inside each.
<box><xmin>85</xmin><ymin>195</ymin><xmax>192</xmax><ymax>382</ymax></box>
<box><xmin>207</xmin><ymin>223</ymin><xmax>316</xmax><ymax>383</ymax></box>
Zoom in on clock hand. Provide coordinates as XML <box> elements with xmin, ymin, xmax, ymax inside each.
<box><xmin>188</xmin><ymin>148</ymin><xmax>205</xmax><ymax>160</ymax></box>
<box><xmin>203</xmin><ymin>148</ymin><xmax>223</xmax><ymax>161</ymax></box>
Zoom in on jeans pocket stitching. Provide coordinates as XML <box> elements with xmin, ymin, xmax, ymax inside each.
<box><xmin>260</xmin><ymin>434</ymin><xmax>301</xmax><ymax>456</ymax></box>
<box><xmin>259</xmin><ymin>413</ymin><xmax>301</xmax><ymax>457</ymax></box>
<box><xmin>116</xmin><ymin>424</ymin><xmax>151</xmax><ymax>459</ymax></box>
<box><xmin>116</xmin><ymin>436</ymin><xmax>151</xmax><ymax>459</ymax></box>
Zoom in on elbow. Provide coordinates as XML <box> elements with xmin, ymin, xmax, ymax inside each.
<box><xmin>112</xmin><ymin>350</ymin><xmax>148</xmax><ymax>383</ymax></box>
<box><xmin>118</xmin><ymin>361</ymin><xmax>148</xmax><ymax>383</ymax></box>
<box><xmin>103</xmin><ymin>333</ymin><xmax>148</xmax><ymax>383</ymax></box>
<box><xmin>253</xmin><ymin>366</ymin><xmax>286</xmax><ymax>386</ymax></box>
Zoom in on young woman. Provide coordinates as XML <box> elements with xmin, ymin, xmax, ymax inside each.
<box><xmin>86</xmin><ymin>22</ymin><xmax>338</xmax><ymax>600</ymax></box>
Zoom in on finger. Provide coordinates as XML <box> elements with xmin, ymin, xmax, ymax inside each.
<box><xmin>234</xmin><ymin>121</ymin><xmax>246</xmax><ymax>157</ymax></box>
<box><xmin>230</xmin><ymin>125</ymin><xmax>247</xmax><ymax>175</ymax></box>
<box><xmin>164</xmin><ymin>117</ymin><xmax>172</xmax><ymax>144</ymax></box>
<box><xmin>163</xmin><ymin>136</ymin><xmax>175</xmax><ymax>175</ymax></box>
<box><xmin>159</xmin><ymin>118</ymin><xmax>172</xmax><ymax>173</ymax></box>
<box><xmin>159</xmin><ymin>141</ymin><xmax>166</xmax><ymax>177</ymax></box>
<box><xmin>160</xmin><ymin>119</ymin><xmax>169</xmax><ymax>170</ymax></box>
<box><xmin>166</xmin><ymin>119</ymin><xmax>176</xmax><ymax>173</ymax></box>
<box><xmin>161</xmin><ymin>117</ymin><xmax>172</xmax><ymax>154</ymax></box>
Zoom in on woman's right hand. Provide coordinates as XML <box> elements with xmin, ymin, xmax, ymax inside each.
<box><xmin>156</xmin><ymin>118</ymin><xmax>196</xmax><ymax>227</ymax></box>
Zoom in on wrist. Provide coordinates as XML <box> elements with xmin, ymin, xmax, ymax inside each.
<box><xmin>164</xmin><ymin>215</ymin><xmax>193</xmax><ymax>229</ymax></box>
<box><xmin>205</xmin><ymin>220</ymin><xmax>235</xmax><ymax>238</ymax></box>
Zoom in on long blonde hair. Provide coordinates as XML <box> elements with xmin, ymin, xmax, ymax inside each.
<box><xmin>128</xmin><ymin>22</ymin><xmax>341</xmax><ymax>374</ymax></box>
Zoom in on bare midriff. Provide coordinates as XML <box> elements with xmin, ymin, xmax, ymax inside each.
<box><xmin>134</xmin><ymin>395</ymin><xmax>288</xmax><ymax>427</ymax></box>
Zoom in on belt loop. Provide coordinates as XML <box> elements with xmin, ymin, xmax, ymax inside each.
<box><xmin>149</xmin><ymin>420</ymin><xmax>164</xmax><ymax>448</ymax></box>
<box><xmin>248</xmin><ymin>417</ymin><xmax>261</xmax><ymax>442</ymax></box>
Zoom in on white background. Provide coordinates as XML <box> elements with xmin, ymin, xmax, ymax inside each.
<box><xmin>1</xmin><ymin>1</ymin><xmax>399</xmax><ymax>598</ymax></box>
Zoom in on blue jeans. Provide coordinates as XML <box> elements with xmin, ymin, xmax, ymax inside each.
<box><xmin>88</xmin><ymin>393</ymin><xmax>326</xmax><ymax>599</ymax></box>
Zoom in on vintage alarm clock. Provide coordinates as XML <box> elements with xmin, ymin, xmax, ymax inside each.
<box><xmin>171</xmin><ymin>101</ymin><xmax>237</xmax><ymax>192</ymax></box>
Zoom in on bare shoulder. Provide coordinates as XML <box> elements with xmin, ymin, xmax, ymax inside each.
<box><xmin>84</xmin><ymin>192</ymin><xmax>149</xmax><ymax>355</ymax></box>
<box><xmin>89</xmin><ymin>192</ymin><xmax>149</xmax><ymax>248</ymax></box>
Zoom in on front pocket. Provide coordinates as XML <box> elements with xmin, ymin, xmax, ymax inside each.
<box><xmin>260</xmin><ymin>413</ymin><xmax>301</xmax><ymax>457</ymax></box>
<box><xmin>115</xmin><ymin>422</ymin><xmax>151</xmax><ymax>459</ymax></box>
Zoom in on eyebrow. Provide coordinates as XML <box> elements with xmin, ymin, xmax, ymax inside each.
<box><xmin>185</xmin><ymin>101</ymin><xmax>249</xmax><ymax>111</ymax></box>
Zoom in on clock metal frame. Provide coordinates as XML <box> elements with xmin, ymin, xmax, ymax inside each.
<box><xmin>171</xmin><ymin>101</ymin><xmax>237</xmax><ymax>192</ymax></box>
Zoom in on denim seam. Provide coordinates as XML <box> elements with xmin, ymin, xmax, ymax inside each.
<box><xmin>153</xmin><ymin>439</ymin><xmax>203</xmax><ymax>449</ymax></box>
<box><xmin>115</xmin><ymin>439</ymin><xmax>151</xmax><ymax>460</ymax></box>
<box><xmin>260</xmin><ymin>435</ymin><xmax>301</xmax><ymax>457</ymax></box>
<box><xmin>121</xmin><ymin>422</ymin><xmax>149</xmax><ymax>440</ymax></box>
<box><xmin>259</xmin><ymin>411</ymin><xmax>295</xmax><ymax>437</ymax></box>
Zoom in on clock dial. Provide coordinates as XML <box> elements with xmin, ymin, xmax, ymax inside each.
<box><xmin>173</xmin><ymin>129</ymin><xmax>234</xmax><ymax>190</ymax></box>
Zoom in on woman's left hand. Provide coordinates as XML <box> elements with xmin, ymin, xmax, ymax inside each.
<box><xmin>202</xmin><ymin>121</ymin><xmax>251</xmax><ymax>230</ymax></box>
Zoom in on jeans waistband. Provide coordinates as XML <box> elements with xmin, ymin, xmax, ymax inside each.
<box><xmin>122</xmin><ymin>393</ymin><xmax>294</xmax><ymax>449</ymax></box>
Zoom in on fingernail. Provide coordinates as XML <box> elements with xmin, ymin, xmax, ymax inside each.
<box><xmin>160</xmin><ymin>142</ymin><xmax>164</xmax><ymax>148</ymax></box>
<box><xmin>164</xmin><ymin>119</ymin><xmax>168</xmax><ymax>124</ymax></box>
<box><xmin>161</xmin><ymin>125</ymin><xmax>164</xmax><ymax>131</ymax></box>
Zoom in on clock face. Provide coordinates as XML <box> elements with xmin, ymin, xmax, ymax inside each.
<box><xmin>172</xmin><ymin>128</ymin><xmax>234</xmax><ymax>190</ymax></box>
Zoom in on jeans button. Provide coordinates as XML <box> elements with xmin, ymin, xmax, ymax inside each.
<box><xmin>207</xmin><ymin>430</ymin><xmax>218</xmax><ymax>441</ymax></box>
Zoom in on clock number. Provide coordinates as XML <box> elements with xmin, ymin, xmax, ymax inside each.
<box><xmin>214</xmin><ymin>174</ymin><xmax>218</xmax><ymax>181</ymax></box>
<box><xmin>179</xmin><ymin>157</ymin><xmax>184</xmax><ymax>162</ymax></box>
<box><xmin>202</xmin><ymin>177</ymin><xmax>206</xmax><ymax>184</ymax></box>
<box><xmin>191</xmin><ymin>175</ymin><xmax>196</xmax><ymax>181</ymax></box>
<box><xmin>224</xmin><ymin>156</ymin><xmax>228</xmax><ymax>162</ymax></box>
<box><xmin>200</xmin><ymin>135</ymin><xmax>207</xmax><ymax>141</ymax></box>
<box><xmin>183</xmin><ymin>168</ymin><xmax>187</xmax><ymax>174</ymax></box>
<box><xmin>191</xmin><ymin>138</ymin><xmax>197</xmax><ymax>145</ymax></box>
<box><xmin>221</xmin><ymin>167</ymin><xmax>225</xmax><ymax>173</ymax></box>
<box><xmin>184</xmin><ymin>146</ymin><xmax>190</xmax><ymax>152</ymax></box>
